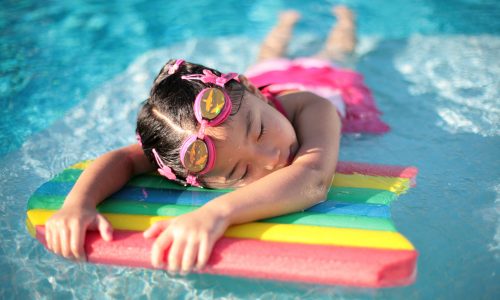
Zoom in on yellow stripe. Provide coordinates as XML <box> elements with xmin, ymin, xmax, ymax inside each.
<box><xmin>27</xmin><ymin>209</ymin><xmax>414</xmax><ymax>251</ymax></box>
<box><xmin>70</xmin><ymin>160</ymin><xmax>93</xmax><ymax>169</ymax></box>
<box><xmin>70</xmin><ymin>161</ymin><xmax>410</xmax><ymax>194</ymax></box>
<box><xmin>333</xmin><ymin>174</ymin><xmax>410</xmax><ymax>195</ymax></box>
<box><xmin>26</xmin><ymin>217</ymin><xmax>36</xmax><ymax>238</ymax></box>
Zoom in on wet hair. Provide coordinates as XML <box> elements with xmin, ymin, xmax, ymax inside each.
<box><xmin>136</xmin><ymin>59</ymin><xmax>245</xmax><ymax>187</ymax></box>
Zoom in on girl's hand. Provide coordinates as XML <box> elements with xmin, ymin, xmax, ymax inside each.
<box><xmin>45</xmin><ymin>205</ymin><xmax>113</xmax><ymax>261</ymax></box>
<box><xmin>143</xmin><ymin>208</ymin><xmax>229</xmax><ymax>274</ymax></box>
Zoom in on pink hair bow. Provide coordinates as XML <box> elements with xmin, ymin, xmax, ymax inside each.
<box><xmin>186</xmin><ymin>175</ymin><xmax>202</xmax><ymax>187</ymax></box>
<box><xmin>152</xmin><ymin>149</ymin><xmax>177</xmax><ymax>180</ymax></box>
<box><xmin>182</xmin><ymin>70</ymin><xmax>239</xmax><ymax>87</ymax></box>
<box><xmin>168</xmin><ymin>59</ymin><xmax>185</xmax><ymax>75</ymax></box>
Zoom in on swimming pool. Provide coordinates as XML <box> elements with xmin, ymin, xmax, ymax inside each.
<box><xmin>1</xmin><ymin>0</ymin><xmax>499</xmax><ymax>298</ymax></box>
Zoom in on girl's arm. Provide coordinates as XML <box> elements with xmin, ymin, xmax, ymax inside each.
<box><xmin>146</xmin><ymin>91</ymin><xmax>341</xmax><ymax>273</ymax></box>
<box><xmin>214</xmin><ymin>91</ymin><xmax>341</xmax><ymax>220</ymax></box>
<box><xmin>64</xmin><ymin>144</ymin><xmax>152</xmax><ymax>208</ymax></box>
<box><xmin>45</xmin><ymin>144</ymin><xmax>153</xmax><ymax>260</ymax></box>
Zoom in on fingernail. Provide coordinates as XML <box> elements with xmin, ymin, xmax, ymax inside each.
<box><xmin>167</xmin><ymin>267</ymin><xmax>177</xmax><ymax>275</ymax></box>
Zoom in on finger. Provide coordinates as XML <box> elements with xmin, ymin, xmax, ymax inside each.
<box><xmin>167</xmin><ymin>236</ymin><xmax>185</xmax><ymax>273</ymax></box>
<box><xmin>197</xmin><ymin>234</ymin><xmax>215</xmax><ymax>270</ymax></box>
<box><xmin>144</xmin><ymin>221</ymin><xmax>169</xmax><ymax>239</ymax></box>
<box><xmin>51</xmin><ymin>227</ymin><xmax>62</xmax><ymax>256</ymax></box>
<box><xmin>59</xmin><ymin>227</ymin><xmax>73</xmax><ymax>259</ymax></box>
<box><xmin>150</xmin><ymin>230</ymin><xmax>173</xmax><ymax>268</ymax></box>
<box><xmin>96</xmin><ymin>214</ymin><xmax>113</xmax><ymax>242</ymax></box>
<box><xmin>69</xmin><ymin>222</ymin><xmax>87</xmax><ymax>261</ymax></box>
<box><xmin>45</xmin><ymin>225</ymin><xmax>52</xmax><ymax>251</ymax></box>
<box><xmin>181</xmin><ymin>237</ymin><xmax>199</xmax><ymax>274</ymax></box>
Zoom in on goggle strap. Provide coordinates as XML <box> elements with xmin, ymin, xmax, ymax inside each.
<box><xmin>182</xmin><ymin>70</ymin><xmax>239</xmax><ymax>87</ymax></box>
<box><xmin>152</xmin><ymin>148</ymin><xmax>177</xmax><ymax>180</ymax></box>
<box><xmin>197</xmin><ymin>121</ymin><xmax>207</xmax><ymax>139</ymax></box>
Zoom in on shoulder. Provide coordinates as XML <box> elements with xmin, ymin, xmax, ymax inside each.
<box><xmin>277</xmin><ymin>91</ymin><xmax>334</xmax><ymax>121</ymax></box>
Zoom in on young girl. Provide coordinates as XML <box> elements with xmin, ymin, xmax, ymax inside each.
<box><xmin>45</xmin><ymin>6</ymin><xmax>374</xmax><ymax>274</ymax></box>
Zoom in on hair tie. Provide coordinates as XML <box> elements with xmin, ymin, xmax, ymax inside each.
<box><xmin>168</xmin><ymin>59</ymin><xmax>185</xmax><ymax>75</ymax></box>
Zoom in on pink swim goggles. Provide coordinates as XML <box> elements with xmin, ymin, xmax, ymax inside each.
<box><xmin>151</xmin><ymin>59</ymin><xmax>239</xmax><ymax>187</ymax></box>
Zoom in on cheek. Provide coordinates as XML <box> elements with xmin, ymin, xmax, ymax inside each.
<box><xmin>270</xmin><ymin>113</ymin><xmax>295</xmax><ymax>141</ymax></box>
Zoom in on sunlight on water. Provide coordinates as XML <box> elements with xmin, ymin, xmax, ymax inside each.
<box><xmin>395</xmin><ymin>35</ymin><xmax>500</xmax><ymax>137</ymax></box>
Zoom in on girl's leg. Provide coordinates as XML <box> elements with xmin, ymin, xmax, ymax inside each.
<box><xmin>256</xmin><ymin>11</ymin><xmax>301</xmax><ymax>63</ymax></box>
<box><xmin>315</xmin><ymin>6</ymin><xmax>357</xmax><ymax>62</ymax></box>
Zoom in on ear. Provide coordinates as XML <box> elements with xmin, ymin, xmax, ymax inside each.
<box><xmin>238</xmin><ymin>75</ymin><xmax>268</xmax><ymax>103</ymax></box>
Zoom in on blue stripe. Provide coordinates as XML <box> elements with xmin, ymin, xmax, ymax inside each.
<box><xmin>35</xmin><ymin>182</ymin><xmax>74</xmax><ymax>195</ymax></box>
<box><xmin>34</xmin><ymin>182</ymin><xmax>390</xmax><ymax>218</ymax></box>
<box><xmin>306</xmin><ymin>201</ymin><xmax>390</xmax><ymax>218</ymax></box>
<box><xmin>111</xmin><ymin>186</ymin><xmax>223</xmax><ymax>206</ymax></box>
<box><xmin>35</xmin><ymin>182</ymin><xmax>225</xmax><ymax>205</ymax></box>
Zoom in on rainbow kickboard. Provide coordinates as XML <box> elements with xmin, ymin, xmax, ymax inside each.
<box><xmin>26</xmin><ymin>160</ymin><xmax>418</xmax><ymax>288</ymax></box>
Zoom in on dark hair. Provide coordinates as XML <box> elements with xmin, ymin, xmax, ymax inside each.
<box><xmin>136</xmin><ymin>59</ymin><xmax>245</xmax><ymax>186</ymax></box>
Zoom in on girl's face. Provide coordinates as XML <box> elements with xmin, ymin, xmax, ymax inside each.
<box><xmin>203</xmin><ymin>78</ymin><xmax>299</xmax><ymax>188</ymax></box>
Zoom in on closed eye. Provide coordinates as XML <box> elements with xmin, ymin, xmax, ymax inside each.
<box><xmin>258</xmin><ymin>122</ymin><xmax>267</xmax><ymax>140</ymax></box>
<box><xmin>239</xmin><ymin>165</ymin><xmax>249</xmax><ymax>182</ymax></box>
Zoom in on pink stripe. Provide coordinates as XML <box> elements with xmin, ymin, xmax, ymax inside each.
<box><xmin>336</xmin><ymin>161</ymin><xmax>418</xmax><ymax>186</ymax></box>
<box><xmin>36</xmin><ymin>227</ymin><xmax>417</xmax><ymax>287</ymax></box>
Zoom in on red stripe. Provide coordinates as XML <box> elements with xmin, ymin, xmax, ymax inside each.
<box><xmin>36</xmin><ymin>227</ymin><xmax>417</xmax><ymax>287</ymax></box>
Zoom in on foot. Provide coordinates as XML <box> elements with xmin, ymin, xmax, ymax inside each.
<box><xmin>315</xmin><ymin>5</ymin><xmax>357</xmax><ymax>60</ymax></box>
<box><xmin>333</xmin><ymin>5</ymin><xmax>355</xmax><ymax>29</ymax></box>
<box><xmin>256</xmin><ymin>10</ymin><xmax>300</xmax><ymax>62</ymax></box>
<box><xmin>278</xmin><ymin>10</ymin><xmax>301</xmax><ymax>27</ymax></box>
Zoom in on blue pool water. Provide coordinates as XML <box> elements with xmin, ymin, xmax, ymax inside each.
<box><xmin>1</xmin><ymin>0</ymin><xmax>499</xmax><ymax>298</ymax></box>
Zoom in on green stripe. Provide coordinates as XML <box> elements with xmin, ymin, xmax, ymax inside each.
<box><xmin>27</xmin><ymin>195</ymin><xmax>395</xmax><ymax>231</ymax></box>
<box><xmin>329</xmin><ymin>187</ymin><xmax>396</xmax><ymax>204</ymax></box>
<box><xmin>28</xmin><ymin>195</ymin><xmax>66</xmax><ymax>210</ymax></box>
<box><xmin>49</xmin><ymin>169</ymin><xmax>397</xmax><ymax>204</ymax></box>
<box><xmin>52</xmin><ymin>169</ymin><xmax>231</xmax><ymax>193</ymax></box>
<box><xmin>52</xmin><ymin>169</ymin><xmax>82</xmax><ymax>182</ymax></box>
<box><xmin>128</xmin><ymin>175</ymin><xmax>232</xmax><ymax>192</ymax></box>
<box><xmin>262</xmin><ymin>212</ymin><xmax>395</xmax><ymax>231</ymax></box>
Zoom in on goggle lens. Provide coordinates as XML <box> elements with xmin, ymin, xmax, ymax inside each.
<box><xmin>183</xmin><ymin>139</ymin><xmax>209</xmax><ymax>173</ymax></box>
<box><xmin>200</xmin><ymin>88</ymin><xmax>227</xmax><ymax>120</ymax></box>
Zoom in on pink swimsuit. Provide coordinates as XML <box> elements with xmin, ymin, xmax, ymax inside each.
<box><xmin>246</xmin><ymin>58</ymin><xmax>389</xmax><ymax>134</ymax></box>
